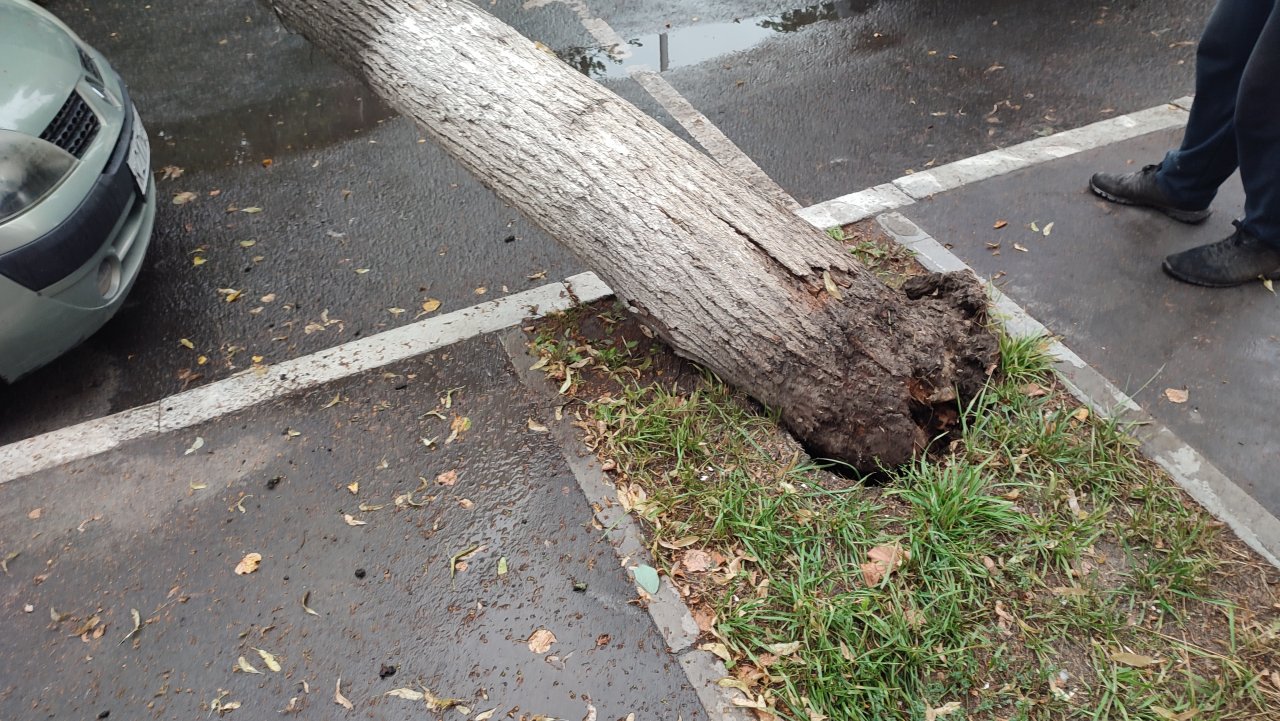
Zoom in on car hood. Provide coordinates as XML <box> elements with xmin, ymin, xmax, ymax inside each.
<box><xmin>0</xmin><ymin>0</ymin><xmax>86</xmax><ymax>136</ymax></box>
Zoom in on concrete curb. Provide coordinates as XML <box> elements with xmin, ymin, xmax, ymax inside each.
<box><xmin>499</xmin><ymin>330</ymin><xmax>753</xmax><ymax>721</ymax></box>
<box><xmin>877</xmin><ymin>211</ymin><xmax>1280</xmax><ymax>569</ymax></box>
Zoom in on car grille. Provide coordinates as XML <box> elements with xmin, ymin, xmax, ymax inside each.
<box><xmin>40</xmin><ymin>90</ymin><xmax>99</xmax><ymax>158</ymax></box>
<box><xmin>77</xmin><ymin>46</ymin><xmax>102</xmax><ymax>84</ymax></box>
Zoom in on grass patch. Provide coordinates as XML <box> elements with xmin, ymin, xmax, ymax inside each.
<box><xmin>528</xmin><ymin>302</ymin><xmax>1280</xmax><ymax>721</ymax></box>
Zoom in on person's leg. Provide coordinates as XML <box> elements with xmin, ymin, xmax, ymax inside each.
<box><xmin>1161</xmin><ymin>1</ymin><xmax>1280</xmax><ymax>287</ymax></box>
<box><xmin>1156</xmin><ymin>0</ymin><xmax>1273</xmax><ymax>209</ymax></box>
<box><xmin>1234</xmin><ymin>1</ymin><xmax>1280</xmax><ymax>246</ymax></box>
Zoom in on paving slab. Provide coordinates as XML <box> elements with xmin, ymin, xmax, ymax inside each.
<box><xmin>0</xmin><ymin>334</ymin><xmax>702</xmax><ymax>720</ymax></box>
<box><xmin>901</xmin><ymin>127</ymin><xmax>1280</xmax><ymax>520</ymax></box>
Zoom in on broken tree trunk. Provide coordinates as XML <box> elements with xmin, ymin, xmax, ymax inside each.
<box><xmin>267</xmin><ymin>0</ymin><xmax>999</xmax><ymax>472</ymax></box>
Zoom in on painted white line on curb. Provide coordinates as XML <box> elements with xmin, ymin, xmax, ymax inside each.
<box><xmin>800</xmin><ymin>98</ymin><xmax>1194</xmax><ymax>228</ymax></box>
<box><xmin>876</xmin><ymin>211</ymin><xmax>1280</xmax><ymax>569</ymax></box>
<box><xmin>0</xmin><ymin>272</ymin><xmax>611</xmax><ymax>485</ymax></box>
<box><xmin>628</xmin><ymin>67</ymin><xmax>800</xmax><ymax>211</ymax></box>
<box><xmin>892</xmin><ymin>103</ymin><xmax>1190</xmax><ymax>199</ymax></box>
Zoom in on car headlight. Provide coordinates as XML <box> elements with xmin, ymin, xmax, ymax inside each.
<box><xmin>0</xmin><ymin>129</ymin><xmax>77</xmax><ymax>224</ymax></box>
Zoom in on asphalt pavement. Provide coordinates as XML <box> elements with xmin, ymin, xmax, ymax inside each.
<box><xmin>1</xmin><ymin>0</ymin><xmax>1205</xmax><ymax>441</ymax></box>
<box><xmin>0</xmin><ymin>333</ymin><xmax>704</xmax><ymax>720</ymax></box>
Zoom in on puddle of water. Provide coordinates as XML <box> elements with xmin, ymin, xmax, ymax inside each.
<box><xmin>557</xmin><ymin>0</ymin><xmax>876</xmax><ymax>79</ymax></box>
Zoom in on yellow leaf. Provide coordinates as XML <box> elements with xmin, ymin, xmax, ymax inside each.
<box><xmin>658</xmin><ymin>536</ymin><xmax>701</xmax><ymax>549</ymax></box>
<box><xmin>234</xmin><ymin>552</ymin><xmax>262</xmax><ymax>575</ymax></box>
<box><xmin>527</xmin><ymin>628</ymin><xmax>557</xmax><ymax>653</ymax></box>
<box><xmin>347</xmin><ymin>482</ymin><xmax>359</xmax><ymax>494</ymax></box>
<box><xmin>334</xmin><ymin>678</ymin><xmax>354</xmax><ymax>710</ymax></box>
<box><xmin>240</xmin><ymin>206</ymin><xmax>263</xmax><ymax>214</ymax></box>
<box><xmin>421</xmin><ymin>298</ymin><xmax>442</xmax><ymax>313</ymax></box>
<box><xmin>192</xmin><ymin>256</ymin><xmax>206</xmax><ymax>266</ymax></box>
<box><xmin>236</xmin><ymin>656</ymin><xmax>262</xmax><ymax>674</ymax></box>
<box><xmin>239</xmin><ymin>240</ymin><xmax>256</xmax><ymax>248</ymax></box>
<box><xmin>196</xmin><ymin>355</ymin><xmax>208</xmax><ymax>365</ymax></box>
<box><xmin>385</xmin><ymin>688</ymin><xmax>424</xmax><ymax>701</ymax></box>
<box><xmin>1072</xmin><ymin>407</ymin><xmax>1089</xmax><ymax>422</ymax></box>
<box><xmin>178</xmin><ymin>338</ymin><xmax>195</xmax><ymax>349</ymax></box>
<box><xmin>822</xmin><ymin>270</ymin><xmax>844</xmax><ymax>301</ymax></box>
<box><xmin>301</xmin><ymin>590</ymin><xmax>319</xmax><ymax>616</ymax></box>
<box><xmin>255</xmin><ymin>648</ymin><xmax>282</xmax><ymax>672</ymax></box>
<box><xmin>1164</xmin><ymin>388</ymin><xmax>1189</xmax><ymax>404</ymax></box>
<box><xmin>766</xmin><ymin>641</ymin><xmax>801</xmax><ymax>656</ymax></box>
<box><xmin>1263</xmin><ymin>277</ymin><xmax>1275</xmax><ymax>294</ymax></box>
<box><xmin>699</xmin><ymin>642</ymin><xmax>732</xmax><ymax>662</ymax></box>
<box><xmin>172</xmin><ymin>191</ymin><xmax>197</xmax><ymax>205</ymax></box>
<box><xmin>1042</xmin><ymin>221</ymin><xmax>1055</xmax><ymax>236</ymax></box>
<box><xmin>189</xmin><ymin>481</ymin><xmax>207</xmax><ymax>491</ymax></box>
<box><xmin>354</xmin><ymin>268</ymin><xmax>371</xmax><ymax>274</ymax></box>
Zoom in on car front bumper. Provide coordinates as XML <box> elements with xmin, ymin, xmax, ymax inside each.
<box><xmin>0</xmin><ymin>104</ymin><xmax>155</xmax><ymax>382</ymax></box>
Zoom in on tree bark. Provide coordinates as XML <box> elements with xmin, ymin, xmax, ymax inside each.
<box><xmin>267</xmin><ymin>0</ymin><xmax>999</xmax><ymax>472</ymax></box>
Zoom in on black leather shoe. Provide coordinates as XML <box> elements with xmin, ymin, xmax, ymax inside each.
<box><xmin>1090</xmin><ymin>164</ymin><xmax>1212</xmax><ymax>224</ymax></box>
<box><xmin>1162</xmin><ymin>222</ymin><xmax>1280</xmax><ymax>287</ymax></box>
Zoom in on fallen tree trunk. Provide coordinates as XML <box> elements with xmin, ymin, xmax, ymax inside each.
<box><xmin>267</xmin><ymin>0</ymin><xmax>998</xmax><ymax>471</ymax></box>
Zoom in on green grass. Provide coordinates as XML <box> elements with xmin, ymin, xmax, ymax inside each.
<box><xmin>533</xmin><ymin>317</ymin><xmax>1280</xmax><ymax>721</ymax></box>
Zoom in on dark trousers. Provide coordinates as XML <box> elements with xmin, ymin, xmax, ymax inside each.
<box><xmin>1157</xmin><ymin>0</ymin><xmax>1280</xmax><ymax>246</ymax></box>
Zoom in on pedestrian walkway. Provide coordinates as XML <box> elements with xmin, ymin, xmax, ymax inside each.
<box><xmin>902</xmin><ymin>127</ymin><xmax>1280</xmax><ymax>522</ymax></box>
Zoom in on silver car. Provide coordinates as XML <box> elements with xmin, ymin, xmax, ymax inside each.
<box><xmin>0</xmin><ymin>0</ymin><xmax>155</xmax><ymax>381</ymax></box>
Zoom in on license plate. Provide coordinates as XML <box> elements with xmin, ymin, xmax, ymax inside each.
<box><xmin>125</xmin><ymin>105</ymin><xmax>150</xmax><ymax>194</ymax></box>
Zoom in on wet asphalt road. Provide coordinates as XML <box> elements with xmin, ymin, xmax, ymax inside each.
<box><xmin>0</xmin><ymin>334</ymin><xmax>704</xmax><ymax>720</ymax></box>
<box><xmin>1</xmin><ymin>0</ymin><xmax>1207</xmax><ymax>442</ymax></box>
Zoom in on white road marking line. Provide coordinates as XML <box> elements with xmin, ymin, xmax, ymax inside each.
<box><xmin>803</xmin><ymin>98</ymin><xmax>1193</xmax><ymax>228</ymax></box>
<box><xmin>0</xmin><ymin>273</ymin><xmax>610</xmax><ymax>484</ymax></box>
<box><xmin>628</xmin><ymin>67</ymin><xmax>800</xmax><ymax>211</ymax></box>
<box><xmin>526</xmin><ymin>0</ymin><xmax>797</xmax><ymax>210</ymax></box>
<box><xmin>877</xmin><ymin>211</ymin><xmax>1280</xmax><ymax>569</ymax></box>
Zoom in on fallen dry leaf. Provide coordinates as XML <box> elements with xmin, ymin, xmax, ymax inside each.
<box><xmin>527</xmin><ymin>418</ymin><xmax>549</xmax><ymax>433</ymax></box>
<box><xmin>1013</xmin><ymin>242</ymin><xmax>1030</xmax><ymax>252</ymax></box>
<box><xmin>347</xmin><ymin>481</ymin><xmax>359</xmax><ymax>494</ymax></box>
<box><xmin>1110</xmin><ymin>650</ymin><xmax>1159</xmax><ymax>668</ymax></box>
<box><xmin>699</xmin><ymin>642</ymin><xmax>732</xmax><ymax>662</ymax></box>
<box><xmin>1023</xmin><ymin>383</ymin><xmax>1047</xmax><ymax>398</ymax></box>
<box><xmin>254</xmin><ymin>648</ymin><xmax>281</xmax><ymax>672</ymax></box>
<box><xmin>925</xmin><ymin>701</ymin><xmax>963</xmax><ymax>721</ymax></box>
<box><xmin>765</xmin><ymin>641</ymin><xmax>801</xmax><ymax>656</ymax></box>
<box><xmin>421</xmin><ymin>298</ymin><xmax>442</xmax><ymax>314</ymax></box>
<box><xmin>172</xmin><ymin>191</ymin><xmax>197</xmax><ymax>205</ymax></box>
<box><xmin>527</xmin><ymin>628</ymin><xmax>557</xmax><ymax>654</ymax></box>
<box><xmin>234</xmin><ymin>552</ymin><xmax>262</xmax><ymax>575</ymax></box>
<box><xmin>993</xmin><ymin>219</ymin><xmax>1008</xmax><ymax>229</ymax></box>
<box><xmin>334</xmin><ymin>678</ymin><xmax>354</xmax><ymax>710</ymax></box>
<box><xmin>436</xmin><ymin>469</ymin><xmax>459</xmax><ymax>486</ymax></box>
<box><xmin>27</xmin><ymin>508</ymin><xmax>41</xmax><ymax>520</ymax></box>
<box><xmin>236</xmin><ymin>656</ymin><xmax>262</xmax><ymax>674</ymax></box>
<box><xmin>385</xmin><ymin>688</ymin><xmax>424</xmax><ymax>701</ymax></box>
<box><xmin>861</xmin><ymin>544</ymin><xmax>909</xmax><ymax>587</ymax></box>
<box><xmin>301</xmin><ymin>590</ymin><xmax>319</xmax><ymax>616</ymax></box>
<box><xmin>1164</xmin><ymin>388</ymin><xmax>1189</xmax><ymax>404</ymax></box>
<box><xmin>822</xmin><ymin>270</ymin><xmax>844</xmax><ymax>301</ymax></box>
<box><xmin>682</xmin><ymin>549</ymin><xmax>715</xmax><ymax>573</ymax></box>
<box><xmin>342</xmin><ymin>514</ymin><xmax>367</xmax><ymax>527</ymax></box>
